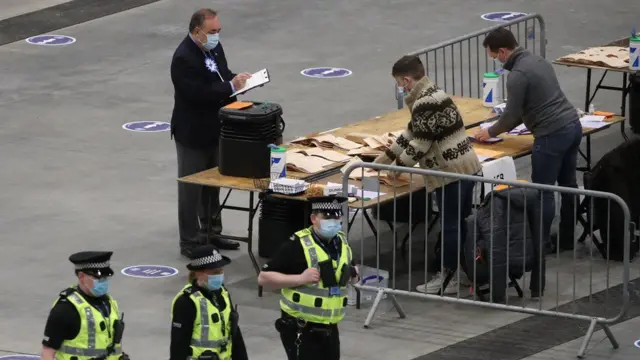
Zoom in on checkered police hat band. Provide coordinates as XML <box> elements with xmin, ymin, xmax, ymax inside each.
<box><xmin>311</xmin><ymin>202</ymin><xmax>342</xmax><ymax>211</ymax></box>
<box><xmin>190</xmin><ymin>251</ymin><xmax>223</xmax><ymax>267</ymax></box>
<box><xmin>75</xmin><ymin>261</ymin><xmax>110</xmax><ymax>270</ymax></box>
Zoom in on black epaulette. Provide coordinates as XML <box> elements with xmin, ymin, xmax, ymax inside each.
<box><xmin>59</xmin><ymin>287</ymin><xmax>76</xmax><ymax>299</ymax></box>
<box><xmin>182</xmin><ymin>285</ymin><xmax>198</xmax><ymax>296</ymax></box>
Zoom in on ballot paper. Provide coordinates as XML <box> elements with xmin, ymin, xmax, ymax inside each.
<box><xmin>230</xmin><ymin>68</ymin><xmax>270</xmax><ymax>97</ymax></box>
<box><xmin>507</xmin><ymin>123</ymin><xmax>531</xmax><ymax>135</ymax></box>
<box><xmin>580</xmin><ymin>114</ymin><xmax>608</xmax><ymax>129</ymax></box>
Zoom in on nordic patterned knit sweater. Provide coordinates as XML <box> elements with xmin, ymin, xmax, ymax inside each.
<box><xmin>374</xmin><ymin>76</ymin><xmax>482</xmax><ymax>190</ymax></box>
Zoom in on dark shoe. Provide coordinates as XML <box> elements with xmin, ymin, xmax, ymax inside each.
<box><xmin>211</xmin><ymin>237</ymin><xmax>241</xmax><ymax>250</ymax></box>
<box><xmin>550</xmin><ymin>233</ymin><xmax>575</xmax><ymax>252</ymax></box>
<box><xmin>180</xmin><ymin>245</ymin><xmax>196</xmax><ymax>258</ymax></box>
<box><xmin>199</xmin><ymin>218</ymin><xmax>222</xmax><ymax>235</ymax></box>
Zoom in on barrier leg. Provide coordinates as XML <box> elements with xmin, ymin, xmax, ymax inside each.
<box><xmin>577</xmin><ymin>318</ymin><xmax>597</xmax><ymax>358</ymax></box>
<box><xmin>390</xmin><ymin>294</ymin><xmax>406</xmax><ymax>319</ymax></box>
<box><xmin>363</xmin><ymin>289</ymin><xmax>385</xmax><ymax>329</ymax></box>
<box><xmin>601</xmin><ymin>323</ymin><xmax>619</xmax><ymax>350</ymax></box>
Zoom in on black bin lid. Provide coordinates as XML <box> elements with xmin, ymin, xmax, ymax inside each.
<box><xmin>219</xmin><ymin>102</ymin><xmax>283</xmax><ymax>125</ymax></box>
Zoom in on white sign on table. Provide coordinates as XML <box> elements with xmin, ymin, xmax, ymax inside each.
<box><xmin>481</xmin><ymin>156</ymin><xmax>517</xmax><ymax>196</ymax></box>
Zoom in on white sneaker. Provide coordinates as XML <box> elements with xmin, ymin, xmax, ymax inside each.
<box><xmin>416</xmin><ymin>271</ymin><xmax>460</xmax><ymax>294</ymax></box>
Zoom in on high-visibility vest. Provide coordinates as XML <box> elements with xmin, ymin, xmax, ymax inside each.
<box><xmin>171</xmin><ymin>284</ymin><xmax>233</xmax><ymax>360</ymax></box>
<box><xmin>280</xmin><ymin>227</ymin><xmax>352</xmax><ymax>325</ymax></box>
<box><xmin>54</xmin><ymin>287</ymin><xmax>122</xmax><ymax>360</ymax></box>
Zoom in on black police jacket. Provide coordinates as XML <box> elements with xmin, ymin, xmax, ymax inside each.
<box><xmin>169</xmin><ymin>35</ymin><xmax>237</xmax><ymax>149</ymax></box>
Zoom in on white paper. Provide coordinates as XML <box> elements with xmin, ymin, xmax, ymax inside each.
<box><xmin>230</xmin><ymin>68</ymin><xmax>270</xmax><ymax>97</ymax></box>
<box><xmin>580</xmin><ymin>115</ymin><xmax>606</xmax><ymax>122</ymax></box>
<box><xmin>480</xmin><ymin>121</ymin><xmax>496</xmax><ymax>129</ymax></box>
<box><xmin>477</xmin><ymin>155</ymin><xmax>489</xmax><ymax>162</ymax></box>
<box><xmin>580</xmin><ymin>121</ymin><xmax>608</xmax><ymax>129</ymax></box>
<box><xmin>325</xmin><ymin>182</ymin><xmax>386</xmax><ymax>199</ymax></box>
<box><xmin>355</xmin><ymin>189</ymin><xmax>386</xmax><ymax>200</ymax></box>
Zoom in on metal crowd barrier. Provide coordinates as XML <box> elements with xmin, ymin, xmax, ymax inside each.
<box><xmin>341</xmin><ymin>162</ymin><xmax>632</xmax><ymax>359</ymax></box>
<box><xmin>395</xmin><ymin>13</ymin><xmax>547</xmax><ymax>109</ymax></box>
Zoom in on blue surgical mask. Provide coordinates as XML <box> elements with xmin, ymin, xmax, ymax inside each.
<box><xmin>91</xmin><ymin>278</ymin><xmax>109</xmax><ymax>297</ymax></box>
<box><xmin>318</xmin><ymin>219</ymin><xmax>341</xmax><ymax>239</ymax></box>
<box><xmin>207</xmin><ymin>274</ymin><xmax>224</xmax><ymax>290</ymax></box>
<box><xmin>203</xmin><ymin>33</ymin><xmax>219</xmax><ymax>51</ymax></box>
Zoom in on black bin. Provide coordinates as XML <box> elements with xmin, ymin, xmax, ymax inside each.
<box><xmin>219</xmin><ymin>102</ymin><xmax>285</xmax><ymax>178</ymax></box>
<box><xmin>629</xmin><ymin>71</ymin><xmax>640</xmax><ymax>134</ymax></box>
<box><xmin>258</xmin><ymin>193</ymin><xmax>310</xmax><ymax>258</ymax></box>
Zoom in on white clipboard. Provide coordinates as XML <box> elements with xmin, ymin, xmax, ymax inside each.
<box><xmin>230</xmin><ymin>68</ymin><xmax>270</xmax><ymax>97</ymax></box>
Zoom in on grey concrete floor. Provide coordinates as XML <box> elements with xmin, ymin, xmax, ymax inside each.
<box><xmin>1</xmin><ymin>0</ymin><xmax>639</xmax><ymax>359</ymax></box>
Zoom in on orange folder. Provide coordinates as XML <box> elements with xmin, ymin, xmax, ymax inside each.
<box><xmin>224</xmin><ymin>101</ymin><xmax>254</xmax><ymax>110</ymax></box>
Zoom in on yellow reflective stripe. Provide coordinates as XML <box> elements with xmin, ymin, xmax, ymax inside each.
<box><xmin>191</xmin><ymin>291</ymin><xmax>231</xmax><ymax>349</ymax></box>
<box><xmin>300</xmin><ymin>235</ymin><xmax>319</xmax><ymax>268</ymax></box>
<box><xmin>280</xmin><ymin>297</ymin><xmax>345</xmax><ymax>318</ymax></box>
<box><xmin>290</xmin><ymin>285</ymin><xmax>347</xmax><ymax>297</ymax></box>
<box><xmin>67</xmin><ymin>293</ymin><xmax>97</xmax><ymax>350</ymax></box>
<box><xmin>57</xmin><ymin>346</ymin><xmax>121</xmax><ymax>357</ymax></box>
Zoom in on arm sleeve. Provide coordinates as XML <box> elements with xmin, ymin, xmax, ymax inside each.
<box><xmin>42</xmin><ymin>299</ymin><xmax>80</xmax><ymax>349</ymax></box>
<box><xmin>488</xmin><ymin>71</ymin><xmax>528</xmax><ymax>137</ymax></box>
<box><xmin>170</xmin><ymin>294</ymin><xmax>197</xmax><ymax>360</ymax></box>
<box><xmin>231</xmin><ymin>326</ymin><xmax>249</xmax><ymax>360</ymax></box>
<box><xmin>394</xmin><ymin>110</ymin><xmax>435</xmax><ymax>168</ymax></box>
<box><xmin>260</xmin><ymin>236</ymin><xmax>305</xmax><ymax>274</ymax></box>
<box><xmin>170</xmin><ymin>55</ymin><xmax>233</xmax><ymax>104</ymax></box>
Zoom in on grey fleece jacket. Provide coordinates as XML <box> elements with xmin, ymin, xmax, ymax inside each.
<box><xmin>488</xmin><ymin>47</ymin><xmax>579</xmax><ymax>138</ymax></box>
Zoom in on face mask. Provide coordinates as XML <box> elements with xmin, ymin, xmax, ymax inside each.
<box><xmin>202</xmin><ymin>33</ymin><xmax>219</xmax><ymax>51</ymax></box>
<box><xmin>207</xmin><ymin>274</ymin><xmax>224</xmax><ymax>290</ymax></box>
<box><xmin>91</xmin><ymin>278</ymin><xmax>109</xmax><ymax>297</ymax></box>
<box><xmin>318</xmin><ymin>219</ymin><xmax>341</xmax><ymax>239</ymax></box>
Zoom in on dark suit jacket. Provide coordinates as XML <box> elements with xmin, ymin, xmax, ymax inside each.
<box><xmin>170</xmin><ymin>35</ymin><xmax>237</xmax><ymax>149</ymax></box>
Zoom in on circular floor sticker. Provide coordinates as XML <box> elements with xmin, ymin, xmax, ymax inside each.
<box><xmin>301</xmin><ymin>67</ymin><xmax>352</xmax><ymax>78</ymax></box>
<box><xmin>122</xmin><ymin>121</ymin><xmax>171</xmax><ymax>132</ymax></box>
<box><xmin>0</xmin><ymin>356</ymin><xmax>39</xmax><ymax>360</ymax></box>
<box><xmin>634</xmin><ymin>339</ymin><xmax>640</xmax><ymax>348</ymax></box>
<box><xmin>26</xmin><ymin>35</ymin><xmax>76</xmax><ymax>46</ymax></box>
<box><xmin>480</xmin><ymin>12</ymin><xmax>528</xmax><ymax>22</ymax></box>
<box><xmin>121</xmin><ymin>265</ymin><xmax>179</xmax><ymax>278</ymax></box>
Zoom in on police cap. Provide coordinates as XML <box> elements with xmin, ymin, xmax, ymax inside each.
<box><xmin>69</xmin><ymin>251</ymin><xmax>114</xmax><ymax>278</ymax></box>
<box><xmin>186</xmin><ymin>245</ymin><xmax>231</xmax><ymax>271</ymax></box>
<box><xmin>308</xmin><ymin>196</ymin><xmax>348</xmax><ymax>218</ymax></box>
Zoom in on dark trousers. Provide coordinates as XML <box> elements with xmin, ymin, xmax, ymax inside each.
<box><xmin>434</xmin><ymin>179</ymin><xmax>476</xmax><ymax>270</ymax></box>
<box><xmin>176</xmin><ymin>141</ymin><xmax>222</xmax><ymax>246</ymax></box>
<box><xmin>276</xmin><ymin>318</ymin><xmax>340</xmax><ymax>360</ymax></box>
<box><xmin>531</xmin><ymin>121</ymin><xmax>583</xmax><ymax>249</ymax></box>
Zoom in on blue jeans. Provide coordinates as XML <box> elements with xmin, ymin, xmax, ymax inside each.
<box><xmin>531</xmin><ymin>121</ymin><xmax>583</xmax><ymax>249</ymax></box>
<box><xmin>435</xmin><ymin>178</ymin><xmax>476</xmax><ymax>270</ymax></box>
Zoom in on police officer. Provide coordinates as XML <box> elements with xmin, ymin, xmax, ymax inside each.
<box><xmin>258</xmin><ymin>196</ymin><xmax>359</xmax><ymax>360</ymax></box>
<box><xmin>170</xmin><ymin>245</ymin><xmax>248</xmax><ymax>360</ymax></box>
<box><xmin>41</xmin><ymin>251</ymin><xmax>128</xmax><ymax>360</ymax></box>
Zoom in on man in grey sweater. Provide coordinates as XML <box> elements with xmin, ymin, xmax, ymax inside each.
<box><xmin>475</xmin><ymin>28</ymin><xmax>582</xmax><ymax>251</ymax></box>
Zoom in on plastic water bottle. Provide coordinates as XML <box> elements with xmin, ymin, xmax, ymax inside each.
<box><xmin>630</xmin><ymin>33</ymin><xmax>640</xmax><ymax>70</ymax></box>
<box><xmin>482</xmin><ymin>72</ymin><xmax>500</xmax><ymax>107</ymax></box>
<box><xmin>269</xmin><ymin>145</ymin><xmax>286</xmax><ymax>180</ymax></box>
<box><xmin>588</xmin><ymin>103</ymin><xmax>595</xmax><ymax>115</ymax></box>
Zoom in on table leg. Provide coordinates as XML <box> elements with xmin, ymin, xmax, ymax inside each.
<box><xmin>584</xmin><ymin>68</ymin><xmax>592</xmax><ymax>111</ymax></box>
<box><xmin>347</xmin><ymin>209</ymin><xmax>360</xmax><ymax>232</ymax></box>
<box><xmin>363</xmin><ymin>210</ymin><xmax>379</xmax><ymax>239</ymax></box>
<box><xmin>621</xmin><ymin>72</ymin><xmax>629</xmax><ymax>141</ymax></box>
<box><xmin>207</xmin><ymin>189</ymin><xmax>233</xmax><ymax>243</ymax></box>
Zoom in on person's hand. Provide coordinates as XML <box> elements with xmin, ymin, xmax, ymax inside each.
<box><xmin>231</xmin><ymin>73</ymin><xmax>252</xmax><ymax>90</ymax></box>
<box><xmin>350</xmin><ymin>265</ymin><xmax>360</xmax><ymax>284</ymax></box>
<box><xmin>474</xmin><ymin>128</ymin><xmax>491</xmax><ymax>142</ymax></box>
<box><xmin>299</xmin><ymin>267</ymin><xmax>320</xmax><ymax>285</ymax></box>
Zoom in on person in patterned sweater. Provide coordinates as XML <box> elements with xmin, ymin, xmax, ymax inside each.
<box><xmin>374</xmin><ymin>55</ymin><xmax>482</xmax><ymax>294</ymax></box>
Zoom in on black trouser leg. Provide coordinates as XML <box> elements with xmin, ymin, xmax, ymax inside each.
<box><xmin>197</xmin><ymin>144</ymin><xmax>222</xmax><ymax>234</ymax></box>
<box><xmin>278</xmin><ymin>322</ymin><xmax>340</xmax><ymax>360</ymax></box>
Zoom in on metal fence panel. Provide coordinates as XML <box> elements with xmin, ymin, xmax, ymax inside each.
<box><xmin>395</xmin><ymin>14</ymin><xmax>546</xmax><ymax>109</ymax></box>
<box><xmin>341</xmin><ymin>161</ymin><xmax>631</xmax><ymax>359</ymax></box>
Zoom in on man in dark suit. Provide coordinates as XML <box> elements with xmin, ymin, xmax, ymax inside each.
<box><xmin>171</xmin><ymin>8</ymin><xmax>251</xmax><ymax>255</ymax></box>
